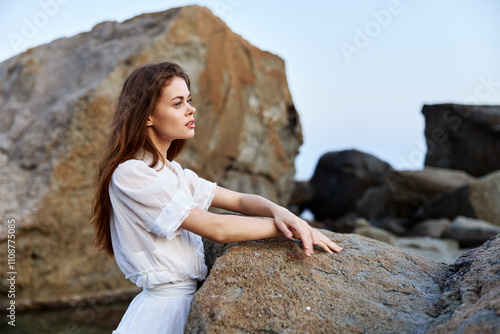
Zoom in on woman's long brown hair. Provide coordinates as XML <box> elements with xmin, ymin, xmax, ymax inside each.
<box><xmin>90</xmin><ymin>62</ymin><xmax>191</xmax><ymax>256</ymax></box>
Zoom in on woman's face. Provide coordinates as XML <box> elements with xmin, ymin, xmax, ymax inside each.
<box><xmin>147</xmin><ymin>76</ymin><xmax>196</xmax><ymax>147</ymax></box>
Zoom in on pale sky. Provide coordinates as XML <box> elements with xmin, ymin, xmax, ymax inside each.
<box><xmin>1</xmin><ymin>0</ymin><xmax>500</xmax><ymax>180</ymax></box>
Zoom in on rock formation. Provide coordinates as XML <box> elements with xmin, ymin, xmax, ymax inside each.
<box><xmin>422</xmin><ymin>103</ymin><xmax>500</xmax><ymax>177</ymax></box>
<box><xmin>308</xmin><ymin>150</ymin><xmax>392</xmax><ymax>220</ymax></box>
<box><xmin>425</xmin><ymin>235</ymin><xmax>500</xmax><ymax>334</ymax></box>
<box><xmin>415</xmin><ymin>170</ymin><xmax>500</xmax><ymax>227</ymax></box>
<box><xmin>186</xmin><ymin>232</ymin><xmax>500</xmax><ymax>333</ymax></box>
<box><xmin>0</xmin><ymin>5</ymin><xmax>302</xmax><ymax>309</ymax></box>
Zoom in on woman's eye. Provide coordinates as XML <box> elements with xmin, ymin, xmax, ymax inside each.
<box><xmin>174</xmin><ymin>102</ymin><xmax>182</xmax><ymax>107</ymax></box>
<box><xmin>187</xmin><ymin>98</ymin><xmax>193</xmax><ymax>105</ymax></box>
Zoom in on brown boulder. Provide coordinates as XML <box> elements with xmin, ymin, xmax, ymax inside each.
<box><xmin>186</xmin><ymin>231</ymin><xmax>449</xmax><ymax>333</ymax></box>
<box><xmin>0</xmin><ymin>5</ymin><xmax>302</xmax><ymax>309</ymax></box>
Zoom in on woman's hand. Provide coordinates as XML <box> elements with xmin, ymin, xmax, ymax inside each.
<box><xmin>271</xmin><ymin>207</ymin><xmax>342</xmax><ymax>256</ymax></box>
<box><xmin>210</xmin><ymin>187</ymin><xmax>342</xmax><ymax>256</ymax></box>
<box><xmin>311</xmin><ymin>228</ymin><xmax>343</xmax><ymax>254</ymax></box>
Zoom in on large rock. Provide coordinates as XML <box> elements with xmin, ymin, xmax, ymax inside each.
<box><xmin>415</xmin><ymin>170</ymin><xmax>500</xmax><ymax>227</ymax></box>
<box><xmin>308</xmin><ymin>150</ymin><xmax>392</xmax><ymax>220</ymax></box>
<box><xmin>394</xmin><ymin>237</ymin><xmax>462</xmax><ymax>265</ymax></box>
<box><xmin>0</xmin><ymin>6</ymin><xmax>302</xmax><ymax>309</ymax></box>
<box><xmin>426</xmin><ymin>235</ymin><xmax>500</xmax><ymax>334</ymax></box>
<box><xmin>422</xmin><ymin>103</ymin><xmax>500</xmax><ymax>177</ymax></box>
<box><xmin>357</xmin><ymin>167</ymin><xmax>475</xmax><ymax>221</ymax></box>
<box><xmin>186</xmin><ymin>231</ymin><xmax>450</xmax><ymax>333</ymax></box>
<box><xmin>187</xmin><ymin>232</ymin><xmax>500</xmax><ymax>333</ymax></box>
<box><xmin>442</xmin><ymin>216</ymin><xmax>500</xmax><ymax>248</ymax></box>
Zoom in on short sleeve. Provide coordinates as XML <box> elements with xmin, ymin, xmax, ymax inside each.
<box><xmin>110</xmin><ymin>160</ymin><xmax>196</xmax><ymax>239</ymax></box>
<box><xmin>171</xmin><ymin>162</ymin><xmax>217</xmax><ymax>211</ymax></box>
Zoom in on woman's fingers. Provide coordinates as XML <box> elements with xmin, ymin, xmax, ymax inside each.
<box><xmin>313</xmin><ymin>230</ymin><xmax>343</xmax><ymax>253</ymax></box>
<box><xmin>292</xmin><ymin>220</ymin><xmax>314</xmax><ymax>257</ymax></box>
<box><xmin>274</xmin><ymin>218</ymin><xmax>293</xmax><ymax>239</ymax></box>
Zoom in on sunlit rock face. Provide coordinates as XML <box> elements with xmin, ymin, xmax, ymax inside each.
<box><xmin>0</xmin><ymin>5</ymin><xmax>302</xmax><ymax>308</ymax></box>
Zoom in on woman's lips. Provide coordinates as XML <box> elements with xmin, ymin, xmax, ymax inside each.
<box><xmin>186</xmin><ymin>120</ymin><xmax>195</xmax><ymax>129</ymax></box>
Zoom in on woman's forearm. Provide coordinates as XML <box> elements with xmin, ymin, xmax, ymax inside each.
<box><xmin>181</xmin><ymin>207</ymin><xmax>284</xmax><ymax>244</ymax></box>
<box><xmin>237</xmin><ymin>193</ymin><xmax>282</xmax><ymax>217</ymax></box>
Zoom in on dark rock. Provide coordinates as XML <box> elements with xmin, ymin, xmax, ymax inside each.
<box><xmin>442</xmin><ymin>216</ymin><xmax>500</xmax><ymax>248</ymax></box>
<box><xmin>371</xmin><ymin>216</ymin><xmax>410</xmax><ymax>236</ymax></box>
<box><xmin>357</xmin><ymin>167</ymin><xmax>475</xmax><ymax>221</ymax></box>
<box><xmin>408</xmin><ymin>218</ymin><xmax>451</xmax><ymax>238</ymax></box>
<box><xmin>322</xmin><ymin>213</ymin><xmax>370</xmax><ymax>233</ymax></box>
<box><xmin>425</xmin><ymin>235</ymin><xmax>500</xmax><ymax>333</ymax></box>
<box><xmin>309</xmin><ymin>150</ymin><xmax>392</xmax><ymax>220</ymax></box>
<box><xmin>415</xmin><ymin>171</ymin><xmax>500</xmax><ymax>227</ymax></box>
<box><xmin>287</xmin><ymin>181</ymin><xmax>314</xmax><ymax>215</ymax></box>
<box><xmin>186</xmin><ymin>231</ymin><xmax>449</xmax><ymax>333</ymax></box>
<box><xmin>422</xmin><ymin>103</ymin><xmax>500</xmax><ymax>177</ymax></box>
<box><xmin>356</xmin><ymin>185</ymin><xmax>392</xmax><ymax>218</ymax></box>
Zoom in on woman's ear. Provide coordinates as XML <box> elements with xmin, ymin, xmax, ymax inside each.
<box><xmin>146</xmin><ymin>116</ymin><xmax>153</xmax><ymax>127</ymax></box>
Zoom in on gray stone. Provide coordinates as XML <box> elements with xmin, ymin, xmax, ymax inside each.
<box><xmin>353</xmin><ymin>225</ymin><xmax>397</xmax><ymax>245</ymax></box>
<box><xmin>394</xmin><ymin>237</ymin><xmax>463</xmax><ymax>265</ymax></box>
<box><xmin>425</xmin><ymin>235</ymin><xmax>500</xmax><ymax>333</ymax></box>
<box><xmin>357</xmin><ymin>167</ymin><xmax>475</xmax><ymax>221</ymax></box>
<box><xmin>442</xmin><ymin>216</ymin><xmax>500</xmax><ymax>248</ymax></box>
<box><xmin>408</xmin><ymin>218</ymin><xmax>451</xmax><ymax>238</ymax></box>
<box><xmin>415</xmin><ymin>171</ymin><xmax>500</xmax><ymax>227</ymax></box>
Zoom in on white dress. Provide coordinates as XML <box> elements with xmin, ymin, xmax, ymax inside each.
<box><xmin>109</xmin><ymin>149</ymin><xmax>216</xmax><ymax>333</ymax></box>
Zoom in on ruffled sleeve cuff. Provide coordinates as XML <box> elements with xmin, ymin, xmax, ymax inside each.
<box><xmin>151</xmin><ymin>193</ymin><xmax>197</xmax><ymax>240</ymax></box>
<box><xmin>194</xmin><ymin>179</ymin><xmax>217</xmax><ymax>211</ymax></box>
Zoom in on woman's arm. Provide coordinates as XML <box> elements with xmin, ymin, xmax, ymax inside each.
<box><xmin>180</xmin><ymin>207</ymin><xmax>341</xmax><ymax>255</ymax></box>
<box><xmin>181</xmin><ymin>207</ymin><xmax>281</xmax><ymax>244</ymax></box>
<box><xmin>199</xmin><ymin>186</ymin><xmax>342</xmax><ymax>255</ymax></box>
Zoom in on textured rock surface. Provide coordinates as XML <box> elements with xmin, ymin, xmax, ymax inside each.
<box><xmin>422</xmin><ymin>103</ymin><xmax>500</xmax><ymax>177</ymax></box>
<box><xmin>415</xmin><ymin>171</ymin><xmax>500</xmax><ymax>227</ymax></box>
<box><xmin>188</xmin><ymin>232</ymin><xmax>500</xmax><ymax>333</ymax></box>
<box><xmin>309</xmin><ymin>150</ymin><xmax>392</xmax><ymax>220</ymax></box>
<box><xmin>0</xmin><ymin>5</ymin><xmax>302</xmax><ymax>308</ymax></box>
<box><xmin>426</xmin><ymin>235</ymin><xmax>500</xmax><ymax>334</ymax></box>
<box><xmin>186</xmin><ymin>231</ymin><xmax>450</xmax><ymax>333</ymax></box>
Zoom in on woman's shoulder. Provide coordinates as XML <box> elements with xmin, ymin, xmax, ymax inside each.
<box><xmin>113</xmin><ymin>158</ymin><xmax>157</xmax><ymax>180</ymax></box>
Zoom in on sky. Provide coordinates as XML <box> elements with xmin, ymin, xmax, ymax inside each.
<box><xmin>1</xmin><ymin>0</ymin><xmax>500</xmax><ymax>180</ymax></box>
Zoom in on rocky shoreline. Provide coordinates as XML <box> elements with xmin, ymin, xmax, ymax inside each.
<box><xmin>289</xmin><ymin>105</ymin><xmax>500</xmax><ymax>265</ymax></box>
<box><xmin>0</xmin><ymin>5</ymin><xmax>499</xmax><ymax>333</ymax></box>
<box><xmin>187</xmin><ymin>233</ymin><xmax>500</xmax><ymax>333</ymax></box>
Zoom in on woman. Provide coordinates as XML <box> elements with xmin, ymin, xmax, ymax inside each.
<box><xmin>91</xmin><ymin>62</ymin><xmax>342</xmax><ymax>333</ymax></box>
